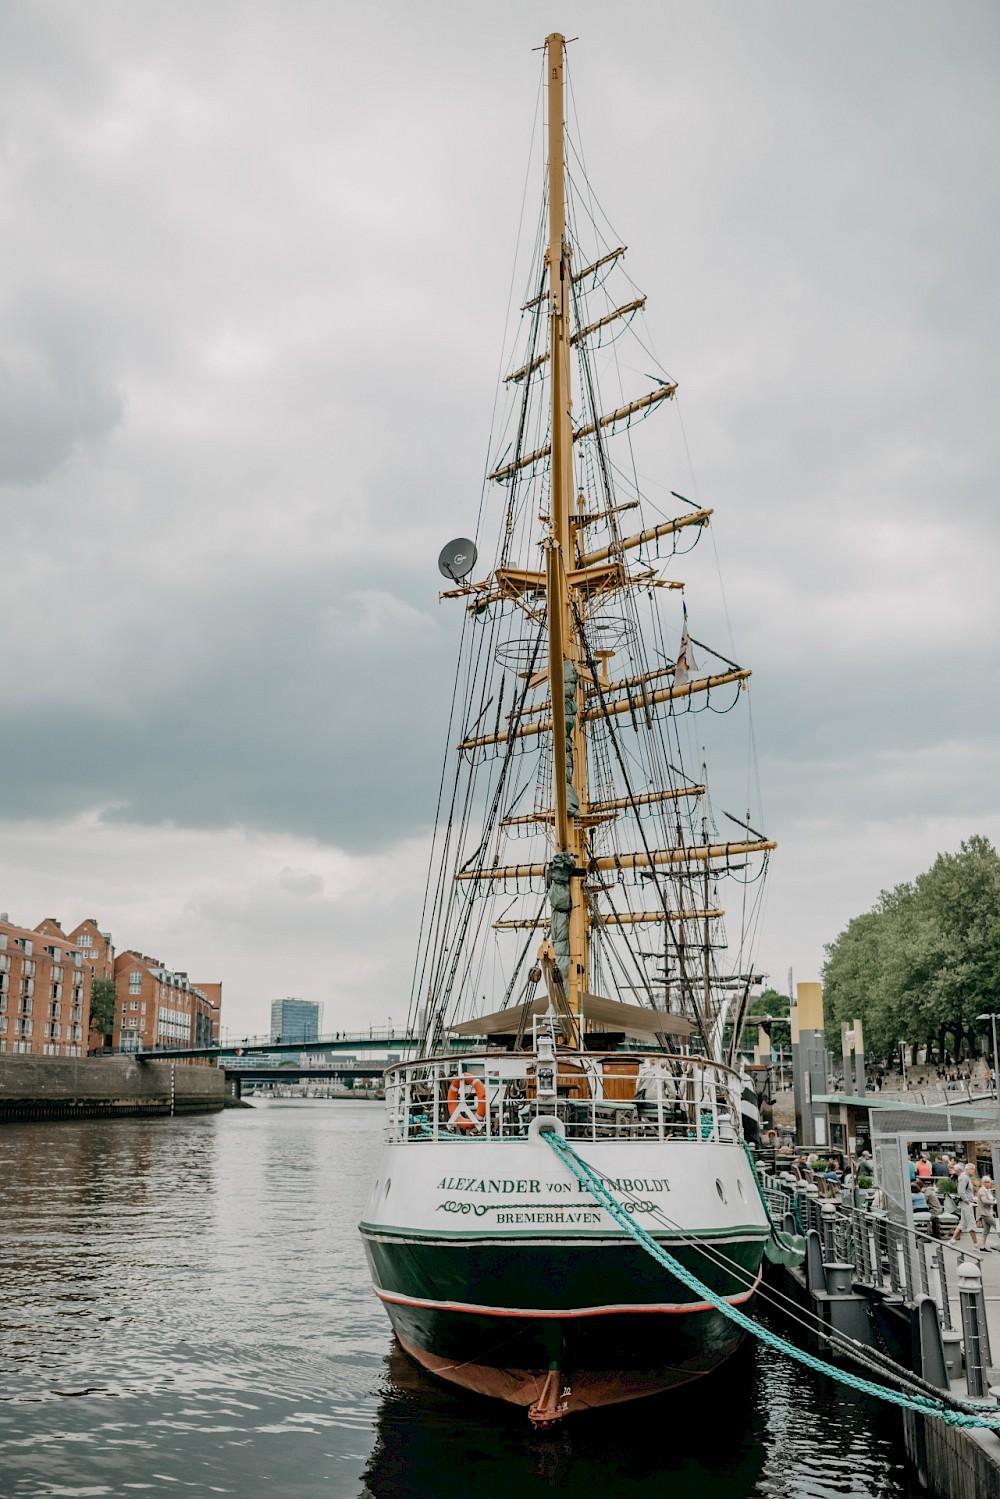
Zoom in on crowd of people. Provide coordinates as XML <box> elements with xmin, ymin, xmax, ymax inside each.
<box><xmin>773</xmin><ymin>1144</ymin><xmax>999</xmax><ymax>1250</ymax></box>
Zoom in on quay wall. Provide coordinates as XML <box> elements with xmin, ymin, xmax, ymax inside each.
<box><xmin>0</xmin><ymin>1055</ymin><xmax>225</xmax><ymax>1122</ymax></box>
<box><xmin>903</xmin><ymin>1412</ymin><xmax>1000</xmax><ymax>1499</ymax></box>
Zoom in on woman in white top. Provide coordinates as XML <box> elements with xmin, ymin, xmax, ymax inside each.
<box><xmin>976</xmin><ymin>1176</ymin><xmax>997</xmax><ymax>1250</ymax></box>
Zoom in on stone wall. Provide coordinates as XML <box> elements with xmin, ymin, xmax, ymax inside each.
<box><xmin>0</xmin><ymin>1055</ymin><xmax>225</xmax><ymax>1121</ymax></box>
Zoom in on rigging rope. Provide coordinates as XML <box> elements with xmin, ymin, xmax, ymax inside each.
<box><xmin>540</xmin><ymin>1129</ymin><xmax>1000</xmax><ymax>1431</ymax></box>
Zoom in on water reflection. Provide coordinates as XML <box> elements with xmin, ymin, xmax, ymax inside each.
<box><xmin>364</xmin><ymin>1329</ymin><xmax>923</xmax><ymax>1499</ymax></box>
<box><xmin>0</xmin><ymin>1103</ymin><xmax>924</xmax><ymax>1498</ymax></box>
<box><xmin>363</xmin><ymin>1340</ymin><xmax>767</xmax><ymax>1499</ymax></box>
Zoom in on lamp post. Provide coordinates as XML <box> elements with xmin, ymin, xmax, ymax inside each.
<box><xmin>976</xmin><ymin>1012</ymin><xmax>998</xmax><ymax>1100</ymax></box>
<box><xmin>899</xmin><ymin>1040</ymin><xmax>908</xmax><ymax>1092</ymax></box>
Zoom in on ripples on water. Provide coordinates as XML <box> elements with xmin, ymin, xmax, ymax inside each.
<box><xmin>0</xmin><ymin>1101</ymin><xmax>922</xmax><ymax>1497</ymax></box>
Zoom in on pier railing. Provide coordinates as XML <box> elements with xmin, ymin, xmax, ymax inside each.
<box><xmin>383</xmin><ymin>1052</ymin><xmax>740</xmax><ymax>1145</ymax></box>
<box><xmin>758</xmin><ymin>1165</ymin><xmax>971</xmax><ymax>1333</ymax></box>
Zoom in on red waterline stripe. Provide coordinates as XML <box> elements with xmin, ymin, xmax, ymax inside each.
<box><xmin>373</xmin><ymin>1266</ymin><xmax>762</xmax><ymax>1320</ymax></box>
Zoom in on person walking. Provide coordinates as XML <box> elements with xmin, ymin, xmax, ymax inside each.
<box><xmin>976</xmin><ymin>1175</ymin><xmax>997</xmax><ymax>1251</ymax></box>
<box><xmin>951</xmin><ymin>1163</ymin><xmax>979</xmax><ymax>1248</ymax></box>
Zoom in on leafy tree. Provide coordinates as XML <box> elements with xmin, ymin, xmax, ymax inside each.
<box><xmin>89</xmin><ymin>977</ymin><xmax>117</xmax><ymax>1036</ymax></box>
<box><xmin>744</xmin><ymin>987</ymin><xmax>791</xmax><ymax>1050</ymax></box>
<box><xmin>822</xmin><ymin>837</ymin><xmax>1000</xmax><ymax>1062</ymax></box>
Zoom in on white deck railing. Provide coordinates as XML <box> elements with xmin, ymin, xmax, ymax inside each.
<box><xmin>383</xmin><ymin>1051</ymin><xmax>741</xmax><ymax>1145</ymax></box>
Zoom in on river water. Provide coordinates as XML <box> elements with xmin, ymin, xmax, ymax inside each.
<box><xmin>0</xmin><ymin>1100</ymin><xmax>923</xmax><ymax>1498</ymax></box>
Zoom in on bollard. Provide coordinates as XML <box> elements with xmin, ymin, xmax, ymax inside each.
<box><xmin>958</xmin><ymin>1258</ymin><xmax>992</xmax><ymax>1398</ymax></box>
<box><xmin>941</xmin><ymin>1328</ymin><xmax>964</xmax><ymax>1382</ymax></box>
<box><xmin>821</xmin><ymin>1202</ymin><xmax>838</xmax><ymax>1263</ymax></box>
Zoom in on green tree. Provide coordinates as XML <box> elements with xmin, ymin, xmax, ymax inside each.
<box><xmin>744</xmin><ymin>988</ymin><xmax>790</xmax><ymax>1051</ymax></box>
<box><xmin>89</xmin><ymin>977</ymin><xmax>117</xmax><ymax>1036</ymax></box>
<box><xmin>822</xmin><ymin>836</ymin><xmax>1000</xmax><ymax>1062</ymax></box>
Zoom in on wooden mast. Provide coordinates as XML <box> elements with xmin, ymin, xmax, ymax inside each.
<box><xmin>544</xmin><ymin>32</ymin><xmax>587</xmax><ymax>1015</ymax></box>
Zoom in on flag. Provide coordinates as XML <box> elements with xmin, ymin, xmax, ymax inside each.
<box><xmin>674</xmin><ymin>606</ymin><xmax>698</xmax><ymax>686</ymax></box>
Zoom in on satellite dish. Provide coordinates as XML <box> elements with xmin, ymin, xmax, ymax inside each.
<box><xmin>438</xmin><ymin>537</ymin><xmax>478</xmax><ymax>582</ymax></box>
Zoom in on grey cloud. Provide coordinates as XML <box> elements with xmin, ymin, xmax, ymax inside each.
<box><xmin>0</xmin><ymin>299</ymin><xmax>124</xmax><ymax>482</ymax></box>
<box><xmin>0</xmin><ymin>0</ymin><xmax>995</xmax><ymax>992</ymax></box>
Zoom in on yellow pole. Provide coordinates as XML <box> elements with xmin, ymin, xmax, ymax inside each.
<box><xmin>544</xmin><ymin>33</ymin><xmax>587</xmax><ymax>1012</ymax></box>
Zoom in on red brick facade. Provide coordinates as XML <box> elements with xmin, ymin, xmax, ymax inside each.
<box><xmin>0</xmin><ymin>915</ymin><xmax>89</xmax><ymax>1056</ymax></box>
<box><xmin>0</xmin><ymin>912</ymin><xmax>222</xmax><ymax>1057</ymax></box>
<box><xmin>114</xmin><ymin>951</ymin><xmax>221</xmax><ymax>1052</ymax></box>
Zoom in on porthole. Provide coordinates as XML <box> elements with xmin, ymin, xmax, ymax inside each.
<box><xmin>716</xmin><ymin>1179</ymin><xmax>727</xmax><ymax>1203</ymax></box>
<box><xmin>736</xmin><ymin>1179</ymin><xmax>746</xmax><ymax>1200</ymax></box>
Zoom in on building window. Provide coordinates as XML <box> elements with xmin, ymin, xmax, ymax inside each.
<box><xmin>22</xmin><ymin>959</ymin><xmax>35</xmax><ymax>978</ymax></box>
<box><xmin>78</xmin><ymin>933</ymin><xmax>93</xmax><ymax>948</ymax></box>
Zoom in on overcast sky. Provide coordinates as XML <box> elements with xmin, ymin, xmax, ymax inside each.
<box><xmin>1</xmin><ymin>1</ymin><xmax>997</xmax><ymax>1035</ymax></box>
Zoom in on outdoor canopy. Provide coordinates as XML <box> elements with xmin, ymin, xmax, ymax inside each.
<box><xmin>447</xmin><ymin>993</ymin><xmax>695</xmax><ymax>1040</ymax></box>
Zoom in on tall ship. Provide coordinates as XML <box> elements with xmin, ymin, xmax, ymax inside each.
<box><xmin>360</xmin><ymin>33</ymin><xmax>775</xmax><ymax>1422</ymax></box>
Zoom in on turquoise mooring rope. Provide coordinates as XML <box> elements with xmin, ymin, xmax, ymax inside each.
<box><xmin>541</xmin><ymin>1130</ymin><xmax>1000</xmax><ymax>1430</ymax></box>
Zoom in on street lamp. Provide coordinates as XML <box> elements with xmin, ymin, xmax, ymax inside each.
<box><xmin>976</xmin><ymin>1012</ymin><xmax>999</xmax><ymax>1100</ymax></box>
<box><xmin>899</xmin><ymin>1040</ymin><xmax>908</xmax><ymax>1092</ymax></box>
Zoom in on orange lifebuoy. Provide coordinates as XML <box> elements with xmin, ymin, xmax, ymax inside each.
<box><xmin>447</xmin><ymin>1074</ymin><xmax>486</xmax><ymax>1130</ymax></box>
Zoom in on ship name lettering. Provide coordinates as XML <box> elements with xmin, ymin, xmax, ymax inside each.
<box><xmin>435</xmin><ymin>1177</ymin><xmax>541</xmax><ymax>1194</ymax></box>
<box><xmin>578</xmin><ymin>1177</ymin><xmax>669</xmax><ymax>1194</ymax></box>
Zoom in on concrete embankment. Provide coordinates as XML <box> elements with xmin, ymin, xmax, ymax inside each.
<box><xmin>0</xmin><ymin>1055</ymin><xmax>225</xmax><ymax>1122</ymax></box>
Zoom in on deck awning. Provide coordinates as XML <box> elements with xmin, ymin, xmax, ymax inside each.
<box><xmin>448</xmin><ymin>993</ymin><xmax>693</xmax><ymax>1040</ymax></box>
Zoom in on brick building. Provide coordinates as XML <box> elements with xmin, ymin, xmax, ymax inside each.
<box><xmin>67</xmin><ymin>918</ymin><xmax>116</xmax><ymax>981</ymax></box>
<box><xmin>114</xmin><ymin>951</ymin><xmax>221</xmax><ymax>1053</ymax></box>
<box><xmin>0</xmin><ymin>914</ymin><xmax>89</xmax><ymax>1056</ymax></box>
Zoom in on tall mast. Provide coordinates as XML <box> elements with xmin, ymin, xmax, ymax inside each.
<box><xmin>544</xmin><ymin>32</ymin><xmax>588</xmax><ymax>1015</ymax></box>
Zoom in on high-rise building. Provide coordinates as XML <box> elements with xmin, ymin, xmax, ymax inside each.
<box><xmin>270</xmin><ymin>997</ymin><xmax>321</xmax><ymax>1045</ymax></box>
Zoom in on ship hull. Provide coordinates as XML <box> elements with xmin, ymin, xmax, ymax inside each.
<box><xmin>360</xmin><ymin>1136</ymin><xmax>768</xmax><ymax>1415</ymax></box>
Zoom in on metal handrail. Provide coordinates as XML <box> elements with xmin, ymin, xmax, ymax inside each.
<box><xmin>384</xmin><ymin>1051</ymin><xmax>741</xmax><ymax>1144</ymax></box>
<box><xmin>757</xmin><ymin>1163</ymin><xmax>972</xmax><ymax>1330</ymax></box>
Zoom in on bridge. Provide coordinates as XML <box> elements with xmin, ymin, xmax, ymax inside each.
<box><xmin>134</xmin><ymin>1028</ymin><xmax>420</xmax><ymax>1063</ymax></box>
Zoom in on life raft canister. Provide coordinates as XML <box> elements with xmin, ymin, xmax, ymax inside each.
<box><xmin>447</xmin><ymin>1074</ymin><xmax>486</xmax><ymax>1130</ymax></box>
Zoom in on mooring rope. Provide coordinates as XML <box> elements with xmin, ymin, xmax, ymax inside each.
<box><xmin>541</xmin><ymin>1129</ymin><xmax>1000</xmax><ymax>1430</ymax></box>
